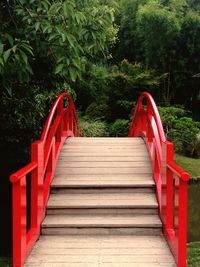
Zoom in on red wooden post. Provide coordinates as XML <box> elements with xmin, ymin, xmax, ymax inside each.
<box><xmin>178</xmin><ymin>179</ymin><xmax>188</xmax><ymax>267</ymax></box>
<box><xmin>12</xmin><ymin>177</ymin><xmax>27</xmax><ymax>267</ymax></box>
<box><xmin>166</xmin><ymin>142</ymin><xmax>174</xmax><ymax>237</ymax></box>
<box><xmin>31</xmin><ymin>141</ymin><xmax>44</xmax><ymax>223</ymax></box>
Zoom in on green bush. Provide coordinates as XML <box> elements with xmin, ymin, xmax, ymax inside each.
<box><xmin>110</xmin><ymin>119</ymin><xmax>130</xmax><ymax>137</ymax></box>
<box><xmin>85</xmin><ymin>102</ymin><xmax>109</xmax><ymax>120</ymax></box>
<box><xmin>170</xmin><ymin>117</ymin><xmax>200</xmax><ymax>157</ymax></box>
<box><xmin>159</xmin><ymin>106</ymin><xmax>200</xmax><ymax>157</ymax></box>
<box><xmin>80</xmin><ymin>117</ymin><xmax>109</xmax><ymax>137</ymax></box>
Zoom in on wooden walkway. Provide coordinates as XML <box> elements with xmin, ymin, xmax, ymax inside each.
<box><xmin>24</xmin><ymin>137</ymin><xmax>176</xmax><ymax>267</ymax></box>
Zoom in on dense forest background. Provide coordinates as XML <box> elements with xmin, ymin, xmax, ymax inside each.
<box><xmin>0</xmin><ymin>0</ymin><xmax>200</xmax><ymax>255</ymax></box>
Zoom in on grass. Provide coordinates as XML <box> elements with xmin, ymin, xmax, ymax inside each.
<box><xmin>188</xmin><ymin>242</ymin><xmax>200</xmax><ymax>267</ymax></box>
<box><xmin>174</xmin><ymin>154</ymin><xmax>200</xmax><ymax>178</ymax></box>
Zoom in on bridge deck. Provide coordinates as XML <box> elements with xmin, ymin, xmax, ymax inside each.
<box><xmin>24</xmin><ymin>137</ymin><xmax>176</xmax><ymax>267</ymax></box>
<box><xmin>24</xmin><ymin>235</ymin><xmax>176</xmax><ymax>267</ymax></box>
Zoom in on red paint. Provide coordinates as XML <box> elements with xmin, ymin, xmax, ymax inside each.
<box><xmin>10</xmin><ymin>93</ymin><xmax>81</xmax><ymax>267</ymax></box>
<box><xmin>129</xmin><ymin>92</ymin><xmax>190</xmax><ymax>267</ymax></box>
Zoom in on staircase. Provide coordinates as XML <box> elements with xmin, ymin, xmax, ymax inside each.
<box><xmin>24</xmin><ymin>137</ymin><xmax>176</xmax><ymax>267</ymax></box>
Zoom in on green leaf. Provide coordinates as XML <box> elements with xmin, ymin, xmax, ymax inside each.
<box><xmin>20</xmin><ymin>50</ymin><xmax>28</xmax><ymax>64</ymax></box>
<box><xmin>55</xmin><ymin>64</ymin><xmax>65</xmax><ymax>74</ymax></box>
<box><xmin>48</xmin><ymin>32</ymin><xmax>59</xmax><ymax>41</ymax></box>
<box><xmin>35</xmin><ymin>22</ymin><xmax>40</xmax><ymax>31</ymax></box>
<box><xmin>3</xmin><ymin>49</ymin><xmax>11</xmax><ymax>62</ymax></box>
<box><xmin>69</xmin><ymin>67</ymin><xmax>77</xmax><ymax>82</ymax></box>
<box><xmin>66</xmin><ymin>33</ymin><xmax>75</xmax><ymax>47</ymax></box>
<box><xmin>0</xmin><ymin>58</ymin><xmax>4</xmax><ymax>67</ymax></box>
<box><xmin>61</xmin><ymin>33</ymin><xmax>66</xmax><ymax>42</ymax></box>
<box><xmin>63</xmin><ymin>2</ymin><xmax>68</xmax><ymax>17</ymax></box>
<box><xmin>21</xmin><ymin>43</ymin><xmax>34</xmax><ymax>56</ymax></box>
<box><xmin>26</xmin><ymin>64</ymin><xmax>33</xmax><ymax>74</ymax></box>
<box><xmin>0</xmin><ymin>43</ymin><xmax>3</xmax><ymax>56</ymax></box>
<box><xmin>6</xmin><ymin>34</ymin><xmax>14</xmax><ymax>46</ymax></box>
<box><xmin>12</xmin><ymin>45</ymin><xmax>18</xmax><ymax>53</ymax></box>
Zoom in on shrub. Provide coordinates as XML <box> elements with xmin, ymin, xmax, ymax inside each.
<box><xmin>85</xmin><ymin>102</ymin><xmax>109</xmax><ymax>120</ymax></box>
<box><xmin>170</xmin><ymin>117</ymin><xmax>200</xmax><ymax>157</ymax></box>
<box><xmin>159</xmin><ymin>106</ymin><xmax>200</xmax><ymax>157</ymax></box>
<box><xmin>80</xmin><ymin>117</ymin><xmax>109</xmax><ymax>137</ymax></box>
<box><xmin>110</xmin><ymin>119</ymin><xmax>130</xmax><ymax>137</ymax></box>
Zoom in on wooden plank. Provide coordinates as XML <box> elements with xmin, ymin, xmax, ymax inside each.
<box><xmin>32</xmin><ymin>234</ymin><xmax>170</xmax><ymax>245</ymax></box>
<box><xmin>61</xmin><ymin>147</ymin><xmax>148</xmax><ymax>151</ymax></box>
<box><xmin>55</xmin><ymin>167</ymin><xmax>152</xmax><ymax>175</ymax></box>
<box><xmin>53</xmin><ymin>173</ymin><xmax>154</xmax><ymax>180</ymax></box>
<box><xmin>30</xmin><ymin>247</ymin><xmax>171</xmax><ymax>255</ymax></box>
<box><xmin>25</xmin><ymin>263</ymin><xmax>176</xmax><ymax>267</ymax></box>
<box><xmin>42</xmin><ymin>214</ymin><xmax>162</xmax><ymax>228</ymax></box>
<box><xmin>57</xmin><ymin>156</ymin><xmax>149</xmax><ymax>162</ymax></box>
<box><xmin>59</xmin><ymin>152</ymin><xmax>150</xmax><ymax>157</ymax></box>
<box><xmin>51</xmin><ymin>175</ymin><xmax>155</xmax><ymax>188</ymax></box>
<box><xmin>65</xmin><ymin>137</ymin><xmax>143</xmax><ymax>141</ymax></box>
<box><xmin>56</xmin><ymin>162</ymin><xmax>151</xmax><ymax>168</ymax></box>
<box><xmin>47</xmin><ymin>192</ymin><xmax>158</xmax><ymax>209</ymax></box>
<box><xmin>24</xmin><ymin>235</ymin><xmax>175</xmax><ymax>266</ymax></box>
<box><xmin>25</xmin><ymin>254</ymin><xmax>175</xmax><ymax>263</ymax></box>
<box><xmin>47</xmin><ymin>208</ymin><xmax>158</xmax><ymax>216</ymax></box>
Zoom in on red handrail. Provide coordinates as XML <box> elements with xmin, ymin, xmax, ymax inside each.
<box><xmin>129</xmin><ymin>92</ymin><xmax>190</xmax><ymax>267</ymax></box>
<box><xmin>10</xmin><ymin>92</ymin><xmax>81</xmax><ymax>267</ymax></box>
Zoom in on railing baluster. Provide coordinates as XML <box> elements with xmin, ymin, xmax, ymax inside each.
<box><xmin>31</xmin><ymin>141</ymin><xmax>44</xmax><ymax>222</ymax></box>
<box><xmin>13</xmin><ymin>177</ymin><xmax>27</xmax><ymax>267</ymax></box>
<box><xmin>178</xmin><ymin>179</ymin><xmax>188</xmax><ymax>267</ymax></box>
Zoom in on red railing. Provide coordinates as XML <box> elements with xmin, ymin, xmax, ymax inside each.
<box><xmin>129</xmin><ymin>92</ymin><xmax>190</xmax><ymax>267</ymax></box>
<box><xmin>10</xmin><ymin>92</ymin><xmax>81</xmax><ymax>267</ymax></box>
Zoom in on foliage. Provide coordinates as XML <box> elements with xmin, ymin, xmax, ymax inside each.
<box><xmin>14</xmin><ymin>0</ymin><xmax>117</xmax><ymax>83</ymax></box>
<box><xmin>74</xmin><ymin>64</ymin><xmax>109</xmax><ymax>110</ymax></box>
<box><xmin>0</xmin><ymin>256</ymin><xmax>11</xmax><ymax>267</ymax></box>
<box><xmin>170</xmin><ymin>117</ymin><xmax>200</xmax><ymax>157</ymax></box>
<box><xmin>0</xmin><ymin>84</ymin><xmax>75</xmax><ymax>145</ymax></box>
<box><xmin>0</xmin><ymin>0</ymin><xmax>117</xmax><ymax>97</ymax></box>
<box><xmin>159</xmin><ymin>106</ymin><xmax>200</xmax><ymax>157</ymax></box>
<box><xmin>109</xmin><ymin>119</ymin><xmax>130</xmax><ymax>136</ymax></box>
<box><xmin>85</xmin><ymin>102</ymin><xmax>109</xmax><ymax>120</ymax></box>
<box><xmin>107</xmin><ymin>60</ymin><xmax>161</xmax><ymax>121</ymax></box>
<box><xmin>80</xmin><ymin>117</ymin><xmax>109</xmax><ymax>137</ymax></box>
<box><xmin>113</xmin><ymin>0</ymin><xmax>200</xmax><ymax>107</ymax></box>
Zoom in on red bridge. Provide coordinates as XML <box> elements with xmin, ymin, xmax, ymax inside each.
<box><xmin>10</xmin><ymin>92</ymin><xmax>190</xmax><ymax>267</ymax></box>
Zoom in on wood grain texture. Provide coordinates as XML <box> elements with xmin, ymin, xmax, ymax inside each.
<box><xmin>24</xmin><ymin>235</ymin><xmax>176</xmax><ymax>267</ymax></box>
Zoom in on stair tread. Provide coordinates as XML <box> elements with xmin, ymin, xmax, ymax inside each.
<box><xmin>52</xmin><ymin>176</ymin><xmax>155</xmax><ymax>187</ymax></box>
<box><xmin>47</xmin><ymin>192</ymin><xmax>158</xmax><ymax>208</ymax></box>
<box><xmin>42</xmin><ymin>214</ymin><xmax>162</xmax><ymax>228</ymax></box>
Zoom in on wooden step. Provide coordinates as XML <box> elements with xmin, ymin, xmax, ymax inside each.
<box><xmin>24</xmin><ymin>235</ymin><xmax>176</xmax><ymax>267</ymax></box>
<box><xmin>47</xmin><ymin>192</ymin><xmax>158</xmax><ymax>210</ymax></box>
<box><xmin>63</xmin><ymin>138</ymin><xmax>145</xmax><ymax>142</ymax></box>
<box><xmin>51</xmin><ymin>175</ymin><xmax>155</xmax><ymax>193</ymax></box>
<box><xmin>58</xmin><ymin>156</ymin><xmax>150</xmax><ymax>161</ymax></box>
<box><xmin>52</xmin><ymin>176</ymin><xmax>154</xmax><ymax>188</ymax></box>
<box><xmin>56</xmin><ymin>161</ymin><xmax>151</xmax><ymax>168</ymax></box>
<box><xmin>42</xmin><ymin>214</ymin><xmax>162</xmax><ymax>228</ymax></box>
<box><xmin>55</xmin><ymin>166</ymin><xmax>152</xmax><ymax>175</ymax></box>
